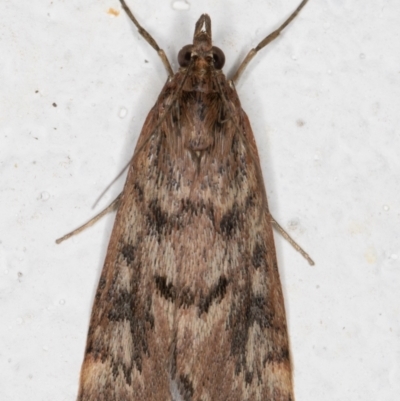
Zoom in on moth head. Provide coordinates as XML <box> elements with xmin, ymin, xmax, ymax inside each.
<box><xmin>177</xmin><ymin>14</ymin><xmax>225</xmax><ymax>70</ymax></box>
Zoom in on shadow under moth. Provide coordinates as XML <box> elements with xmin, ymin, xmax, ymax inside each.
<box><xmin>57</xmin><ymin>0</ymin><xmax>313</xmax><ymax>399</ymax></box>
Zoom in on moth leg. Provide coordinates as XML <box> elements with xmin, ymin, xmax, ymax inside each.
<box><xmin>232</xmin><ymin>0</ymin><xmax>310</xmax><ymax>83</ymax></box>
<box><xmin>119</xmin><ymin>0</ymin><xmax>174</xmax><ymax>78</ymax></box>
<box><xmin>56</xmin><ymin>194</ymin><xmax>122</xmax><ymax>244</ymax></box>
<box><xmin>270</xmin><ymin>214</ymin><xmax>315</xmax><ymax>265</ymax></box>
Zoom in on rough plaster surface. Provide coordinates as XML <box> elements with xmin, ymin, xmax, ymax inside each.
<box><xmin>1</xmin><ymin>1</ymin><xmax>399</xmax><ymax>400</ymax></box>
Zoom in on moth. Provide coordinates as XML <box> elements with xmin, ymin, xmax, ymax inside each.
<box><xmin>58</xmin><ymin>0</ymin><xmax>313</xmax><ymax>400</ymax></box>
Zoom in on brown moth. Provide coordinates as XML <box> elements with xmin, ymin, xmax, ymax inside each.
<box><xmin>60</xmin><ymin>0</ymin><xmax>312</xmax><ymax>400</ymax></box>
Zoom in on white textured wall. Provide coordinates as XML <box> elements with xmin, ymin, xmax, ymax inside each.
<box><xmin>1</xmin><ymin>0</ymin><xmax>399</xmax><ymax>400</ymax></box>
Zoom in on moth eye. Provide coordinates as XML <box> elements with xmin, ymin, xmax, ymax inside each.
<box><xmin>178</xmin><ymin>45</ymin><xmax>194</xmax><ymax>67</ymax></box>
<box><xmin>211</xmin><ymin>46</ymin><xmax>225</xmax><ymax>69</ymax></box>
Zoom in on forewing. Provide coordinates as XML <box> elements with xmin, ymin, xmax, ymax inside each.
<box><xmin>77</xmin><ymin>71</ymin><xmax>293</xmax><ymax>401</ymax></box>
